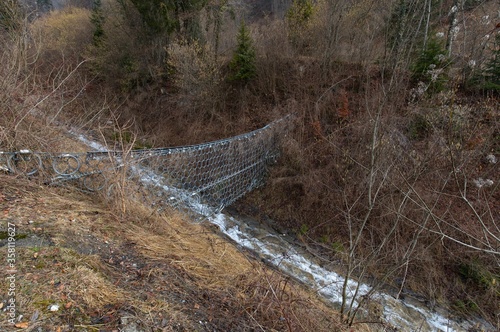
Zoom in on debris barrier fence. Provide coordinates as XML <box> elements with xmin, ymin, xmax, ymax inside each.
<box><xmin>0</xmin><ymin>115</ymin><xmax>292</xmax><ymax>215</ymax></box>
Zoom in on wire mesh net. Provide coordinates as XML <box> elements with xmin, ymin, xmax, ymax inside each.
<box><xmin>0</xmin><ymin>116</ymin><xmax>292</xmax><ymax>218</ymax></box>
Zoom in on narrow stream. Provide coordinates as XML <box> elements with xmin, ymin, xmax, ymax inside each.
<box><xmin>207</xmin><ymin>211</ymin><xmax>494</xmax><ymax>332</ymax></box>
<box><xmin>74</xmin><ymin>133</ymin><xmax>494</xmax><ymax>332</ymax></box>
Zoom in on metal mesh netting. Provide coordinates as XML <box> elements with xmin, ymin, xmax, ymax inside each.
<box><xmin>0</xmin><ymin>116</ymin><xmax>291</xmax><ymax>217</ymax></box>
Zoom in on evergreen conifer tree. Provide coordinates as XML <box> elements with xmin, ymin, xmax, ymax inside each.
<box><xmin>482</xmin><ymin>34</ymin><xmax>500</xmax><ymax>92</ymax></box>
<box><xmin>229</xmin><ymin>21</ymin><xmax>256</xmax><ymax>82</ymax></box>
<box><xmin>411</xmin><ymin>36</ymin><xmax>450</xmax><ymax>94</ymax></box>
<box><xmin>90</xmin><ymin>0</ymin><xmax>105</xmax><ymax>47</ymax></box>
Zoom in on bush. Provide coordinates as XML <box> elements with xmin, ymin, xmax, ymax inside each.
<box><xmin>286</xmin><ymin>0</ymin><xmax>315</xmax><ymax>46</ymax></box>
<box><xmin>458</xmin><ymin>261</ymin><xmax>498</xmax><ymax>290</ymax></box>
<box><xmin>167</xmin><ymin>39</ymin><xmax>220</xmax><ymax>109</ymax></box>
<box><xmin>86</xmin><ymin>1</ymin><xmax>152</xmax><ymax>91</ymax></box>
<box><xmin>407</xmin><ymin>113</ymin><xmax>431</xmax><ymax>140</ymax></box>
<box><xmin>90</xmin><ymin>0</ymin><xmax>105</xmax><ymax>47</ymax></box>
<box><xmin>0</xmin><ymin>0</ymin><xmax>22</xmax><ymax>32</ymax></box>
<box><xmin>31</xmin><ymin>7</ymin><xmax>93</xmax><ymax>62</ymax></box>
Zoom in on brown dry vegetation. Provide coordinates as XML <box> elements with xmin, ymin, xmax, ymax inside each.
<box><xmin>1</xmin><ymin>0</ymin><xmax>499</xmax><ymax>330</ymax></box>
<box><xmin>0</xmin><ymin>173</ymin><xmax>349</xmax><ymax>331</ymax></box>
<box><xmin>0</xmin><ymin>6</ymin><xmax>354</xmax><ymax>327</ymax></box>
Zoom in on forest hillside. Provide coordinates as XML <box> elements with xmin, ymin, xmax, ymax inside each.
<box><xmin>1</xmin><ymin>0</ymin><xmax>499</xmax><ymax>330</ymax></box>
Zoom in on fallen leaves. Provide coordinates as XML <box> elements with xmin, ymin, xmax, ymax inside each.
<box><xmin>14</xmin><ymin>322</ymin><xmax>29</xmax><ymax>329</ymax></box>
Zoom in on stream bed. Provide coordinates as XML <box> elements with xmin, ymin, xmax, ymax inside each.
<box><xmin>74</xmin><ymin>133</ymin><xmax>494</xmax><ymax>332</ymax></box>
<box><xmin>207</xmin><ymin>210</ymin><xmax>493</xmax><ymax>332</ymax></box>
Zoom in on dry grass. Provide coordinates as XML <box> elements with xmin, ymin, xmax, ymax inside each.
<box><xmin>116</xmin><ymin>190</ymin><xmax>343</xmax><ymax>331</ymax></box>
<box><xmin>0</xmin><ymin>166</ymin><xmax>348</xmax><ymax>331</ymax></box>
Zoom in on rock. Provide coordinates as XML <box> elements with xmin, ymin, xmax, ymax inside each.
<box><xmin>121</xmin><ymin>316</ymin><xmax>144</xmax><ymax>332</ymax></box>
<box><xmin>48</xmin><ymin>304</ymin><xmax>59</xmax><ymax>312</ymax></box>
<box><xmin>30</xmin><ymin>310</ymin><xmax>39</xmax><ymax>322</ymax></box>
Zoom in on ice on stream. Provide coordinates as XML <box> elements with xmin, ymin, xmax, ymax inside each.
<box><xmin>208</xmin><ymin>212</ymin><xmax>493</xmax><ymax>332</ymax></box>
<box><xmin>74</xmin><ymin>132</ymin><xmax>494</xmax><ymax>332</ymax></box>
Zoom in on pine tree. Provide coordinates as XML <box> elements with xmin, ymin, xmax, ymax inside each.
<box><xmin>229</xmin><ymin>21</ymin><xmax>256</xmax><ymax>82</ymax></box>
<box><xmin>482</xmin><ymin>34</ymin><xmax>500</xmax><ymax>92</ymax></box>
<box><xmin>128</xmin><ymin>0</ymin><xmax>206</xmax><ymax>38</ymax></box>
<box><xmin>411</xmin><ymin>36</ymin><xmax>450</xmax><ymax>94</ymax></box>
<box><xmin>90</xmin><ymin>0</ymin><xmax>105</xmax><ymax>47</ymax></box>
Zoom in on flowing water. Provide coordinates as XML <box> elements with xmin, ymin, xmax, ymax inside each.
<box><xmin>74</xmin><ymin>133</ymin><xmax>494</xmax><ymax>332</ymax></box>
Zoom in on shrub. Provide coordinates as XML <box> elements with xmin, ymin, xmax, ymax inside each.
<box><xmin>167</xmin><ymin>39</ymin><xmax>220</xmax><ymax>109</ymax></box>
<box><xmin>407</xmin><ymin>113</ymin><xmax>431</xmax><ymax>140</ymax></box>
<box><xmin>0</xmin><ymin>0</ymin><xmax>22</xmax><ymax>32</ymax></box>
<box><xmin>30</xmin><ymin>6</ymin><xmax>93</xmax><ymax>69</ymax></box>
<box><xmin>458</xmin><ymin>261</ymin><xmax>499</xmax><ymax>290</ymax></box>
<box><xmin>86</xmin><ymin>1</ymin><xmax>151</xmax><ymax>91</ymax></box>
<box><xmin>33</xmin><ymin>7</ymin><xmax>93</xmax><ymax>56</ymax></box>
<box><xmin>286</xmin><ymin>0</ymin><xmax>315</xmax><ymax>46</ymax></box>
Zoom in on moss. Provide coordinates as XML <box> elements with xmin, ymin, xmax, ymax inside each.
<box><xmin>452</xmin><ymin>299</ymin><xmax>480</xmax><ymax>315</ymax></box>
<box><xmin>320</xmin><ymin>234</ymin><xmax>329</xmax><ymax>244</ymax></box>
<box><xmin>298</xmin><ymin>224</ymin><xmax>309</xmax><ymax>236</ymax></box>
<box><xmin>110</xmin><ymin>131</ymin><xmax>153</xmax><ymax>149</ymax></box>
<box><xmin>0</xmin><ymin>231</ymin><xmax>27</xmax><ymax>240</ymax></box>
<box><xmin>331</xmin><ymin>241</ymin><xmax>345</xmax><ymax>253</ymax></box>
<box><xmin>35</xmin><ymin>262</ymin><xmax>46</xmax><ymax>269</ymax></box>
<box><xmin>458</xmin><ymin>261</ymin><xmax>499</xmax><ymax>291</ymax></box>
<box><xmin>33</xmin><ymin>299</ymin><xmax>53</xmax><ymax>310</ymax></box>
